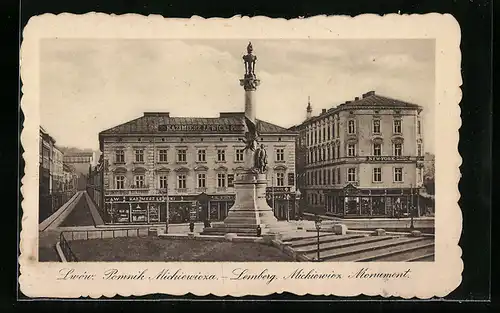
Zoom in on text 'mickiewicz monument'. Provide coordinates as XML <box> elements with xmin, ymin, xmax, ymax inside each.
<box><xmin>203</xmin><ymin>42</ymin><xmax>291</xmax><ymax>237</ymax></box>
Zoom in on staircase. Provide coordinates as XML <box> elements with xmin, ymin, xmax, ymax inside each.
<box><xmin>282</xmin><ymin>233</ymin><xmax>435</xmax><ymax>262</ymax></box>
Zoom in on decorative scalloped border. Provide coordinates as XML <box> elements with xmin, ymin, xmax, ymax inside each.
<box><xmin>19</xmin><ymin>13</ymin><xmax>462</xmax><ymax>299</ymax></box>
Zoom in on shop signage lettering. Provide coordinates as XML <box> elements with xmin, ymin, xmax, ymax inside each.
<box><xmin>158</xmin><ymin>124</ymin><xmax>245</xmax><ymax>133</ymax></box>
<box><xmin>366</xmin><ymin>156</ymin><xmax>411</xmax><ymax>162</ymax></box>
<box><xmin>266</xmin><ymin>187</ymin><xmax>291</xmax><ymax>193</ymax></box>
<box><xmin>105</xmin><ymin>195</ymin><xmax>195</xmax><ymax>202</ymax></box>
<box><xmin>210</xmin><ymin>195</ymin><xmax>235</xmax><ymax>201</ymax></box>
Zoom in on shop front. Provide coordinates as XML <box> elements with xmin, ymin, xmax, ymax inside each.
<box><xmin>105</xmin><ymin>194</ymin><xmax>199</xmax><ymax>224</ymax></box>
<box><xmin>265</xmin><ymin>187</ymin><xmax>296</xmax><ymax>221</ymax></box>
<box><xmin>325</xmin><ymin>183</ymin><xmax>424</xmax><ymax>218</ymax></box>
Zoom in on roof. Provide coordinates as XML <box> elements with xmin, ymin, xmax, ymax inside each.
<box><xmin>297</xmin><ymin>91</ymin><xmax>422</xmax><ymax>126</ymax></box>
<box><xmin>99</xmin><ymin>112</ymin><xmax>296</xmax><ymax>136</ymax></box>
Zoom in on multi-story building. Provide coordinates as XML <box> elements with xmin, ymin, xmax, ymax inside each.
<box><xmin>98</xmin><ymin>112</ymin><xmax>297</xmax><ymax>225</ymax></box>
<box><xmin>39</xmin><ymin>126</ymin><xmax>78</xmax><ymax>222</ymax></box>
<box><xmin>291</xmin><ymin>91</ymin><xmax>426</xmax><ymax>218</ymax></box>
<box><xmin>63</xmin><ymin>152</ymin><xmax>95</xmax><ymax>177</ymax></box>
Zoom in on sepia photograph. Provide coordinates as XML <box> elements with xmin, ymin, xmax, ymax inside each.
<box><xmin>20</xmin><ymin>14</ymin><xmax>461</xmax><ymax>298</ymax></box>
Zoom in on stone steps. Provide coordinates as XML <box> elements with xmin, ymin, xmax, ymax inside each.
<box><xmin>285</xmin><ymin>234</ymin><xmax>369</xmax><ymax>248</ymax></box>
<box><xmin>407</xmin><ymin>252</ymin><xmax>435</xmax><ymax>262</ymax></box>
<box><xmin>293</xmin><ymin>236</ymin><xmax>395</xmax><ymax>254</ymax></box>
<box><xmin>309</xmin><ymin>236</ymin><xmax>426</xmax><ymax>261</ymax></box>
<box><xmin>334</xmin><ymin>238</ymin><xmax>434</xmax><ymax>262</ymax></box>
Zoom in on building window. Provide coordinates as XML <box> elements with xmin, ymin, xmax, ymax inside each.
<box><xmin>177</xmin><ymin>174</ymin><xmax>187</xmax><ymax>189</ymax></box>
<box><xmin>332</xmin><ymin>168</ymin><xmax>336</xmax><ymax>184</ymax></box>
<box><xmin>115</xmin><ymin>150</ymin><xmax>125</xmax><ymax>163</ymax></box>
<box><xmin>228</xmin><ymin>174</ymin><xmax>234</xmax><ymax>187</ymax></box>
<box><xmin>177</xmin><ymin>149</ymin><xmax>187</xmax><ymax>162</ymax></box>
<box><xmin>393</xmin><ymin>143</ymin><xmax>403</xmax><ymax>156</ymax></box>
<box><xmin>134</xmin><ymin>175</ymin><xmax>145</xmax><ymax>188</ymax></box>
<box><xmin>276</xmin><ymin>148</ymin><xmax>285</xmax><ymax>162</ymax></box>
<box><xmin>336</xmin><ymin>145</ymin><xmax>340</xmax><ymax>159</ymax></box>
<box><xmin>236</xmin><ymin>149</ymin><xmax>244</xmax><ymax>162</ymax></box>
<box><xmin>197</xmin><ymin>149</ymin><xmax>206</xmax><ymax>162</ymax></box>
<box><xmin>347</xmin><ymin>144</ymin><xmax>356</xmax><ymax>157</ymax></box>
<box><xmin>327</xmin><ymin>125</ymin><xmax>331</xmax><ymax>140</ymax></box>
<box><xmin>327</xmin><ymin>146</ymin><xmax>331</xmax><ymax>160</ymax></box>
<box><xmin>393</xmin><ymin>119</ymin><xmax>402</xmax><ymax>134</ymax></box>
<box><xmin>347</xmin><ymin>168</ymin><xmax>356</xmax><ymax>182</ymax></box>
<box><xmin>197</xmin><ymin>173</ymin><xmax>206</xmax><ymax>188</ymax></box>
<box><xmin>417</xmin><ymin>143</ymin><xmax>422</xmax><ymax>156</ymax></box>
<box><xmin>373</xmin><ymin>168</ymin><xmax>382</xmax><ymax>182</ymax></box>
<box><xmin>159</xmin><ymin>175</ymin><xmax>168</xmax><ymax>190</ymax></box>
<box><xmin>373</xmin><ymin>143</ymin><xmax>382</xmax><ymax>156</ymax></box>
<box><xmin>276</xmin><ymin>172</ymin><xmax>284</xmax><ymax>186</ymax></box>
<box><xmin>394</xmin><ymin>168</ymin><xmax>403</xmax><ymax>182</ymax></box>
<box><xmin>348</xmin><ymin>120</ymin><xmax>356</xmax><ymax>134</ymax></box>
<box><xmin>217</xmin><ymin>149</ymin><xmax>226</xmax><ymax>162</ymax></box>
<box><xmin>418</xmin><ymin>168</ymin><xmax>423</xmax><ymax>184</ymax></box>
<box><xmin>337</xmin><ymin>168</ymin><xmax>341</xmax><ymax>184</ymax></box>
<box><xmin>332</xmin><ymin>122</ymin><xmax>336</xmax><ymax>138</ymax></box>
<box><xmin>217</xmin><ymin>173</ymin><xmax>226</xmax><ymax>188</ymax></box>
<box><xmin>417</xmin><ymin>120</ymin><xmax>421</xmax><ymax>135</ymax></box>
<box><xmin>115</xmin><ymin>175</ymin><xmax>125</xmax><ymax>189</ymax></box>
<box><xmin>135</xmin><ymin>149</ymin><xmax>144</xmax><ymax>163</ymax></box>
<box><xmin>158</xmin><ymin>149</ymin><xmax>168</xmax><ymax>162</ymax></box>
<box><xmin>323</xmin><ymin>127</ymin><xmax>326</xmax><ymax>142</ymax></box>
<box><xmin>373</xmin><ymin>119</ymin><xmax>381</xmax><ymax>134</ymax></box>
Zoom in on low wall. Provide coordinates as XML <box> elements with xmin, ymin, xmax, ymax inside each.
<box><xmin>61</xmin><ymin>227</ymin><xmax>149</xmax><ymax>242</ymax></box>
<box><xmin>39</xmin><ymin>191</ymin><xmax>83</xmax><ymax>232</ymax></box>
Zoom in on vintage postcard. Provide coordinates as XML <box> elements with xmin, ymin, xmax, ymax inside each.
<box><xmin>20</xmin><ymin>13</ymin><xmax>462</xmax><ymax>298</ymax></box>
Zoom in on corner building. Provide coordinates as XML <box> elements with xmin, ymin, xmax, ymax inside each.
<box><xmin>292</xmin><ymin>91</ymin><xmax>426</xmax><ymax>218</ymax></box>
<box><xmin>99</xmin><ymin>112</ymin><xmax>297</xmax><ymax>224</ymax></box>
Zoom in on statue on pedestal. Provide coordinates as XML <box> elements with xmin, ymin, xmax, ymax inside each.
<box><xmin>254</xmin><ymin>144</ymin><xmax>268</xmax><ymax>174</ymax></box>
<box><xmin>243</xmin><ymin>42</ymin><xmax>257</xmax><ymax>78</ymax></box>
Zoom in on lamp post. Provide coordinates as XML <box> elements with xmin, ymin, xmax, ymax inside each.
<box><xmin>295</xmin><ymin>188</ymin><xmax>302</xmax><ymax>221</ymax></box>
<box><xmin>410</xmin><ymin>185</ymin><xmax>415</xmax><ymax>230</ymax></box>
<box><xmin>315</xmin><ymin>215</ymin><xmax>321</xmax><ymax>261</ymax></box>
<box><xmin>165</xmin><ymin>184</ymin><xmax>169</xmax><ymax>234</ymax></box>
<box><xmin>285</xmin><ymin>194</ymin><xmax>290</xmax><ymax>222</ymax></box>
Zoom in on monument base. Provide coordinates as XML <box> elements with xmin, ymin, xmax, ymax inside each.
<box><xmin>201</xmin><ymin>172</ymin><xmax>296</xmax><ymax>237</ymax></box>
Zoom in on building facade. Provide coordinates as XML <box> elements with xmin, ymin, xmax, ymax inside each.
<box><xmin>39</xmin><ymin>127</ymin><xmax>79</xmax><ymax>222</ymax></box>
<box><xmin>63</xmin><ymin>152</ymin><xmax>95</xmax><ymax>178</ymax></box>
<box><xmin>98</xmin><ymin>112</ymin><xmax>297</xmax><ymax>225</ymax></box>
<box><xmin>292</xmin><ymin>91</ymin><xmax>426</xmax><ymax>218</ymax></box>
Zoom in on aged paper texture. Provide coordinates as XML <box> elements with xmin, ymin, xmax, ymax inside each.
<box><xmin>20</xmin><ymin>13</ymin><xmax>462</xmax><ymax>298</ymax></box>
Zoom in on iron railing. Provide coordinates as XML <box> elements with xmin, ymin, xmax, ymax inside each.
<box><xmin>59</xmin><ymin>232</ymin><xmax>78</xmax><ymax>262</ymax></box>
<box><xmin>58</xmin><ymin>227</ymin><xmax>150</xmax><ymax>262</ymax></box>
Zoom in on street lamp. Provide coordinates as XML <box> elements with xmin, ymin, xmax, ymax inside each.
<box><xmin>295</xmin><ymin>188</ymin><xmax>302</xmax><ymax>220</ymax></box>
<box><xmin>285</xmin><ymin>194</ymin><xmax>290</xmax><ymax>222</ymax></box>
<box><xmin>164</xmin><ymin>184</ymin><xmax>169</xmax><ymax>234</ymax></box>
<box><xmin>315</xmin><ymin>215</ymin><xmax>322</xmax><ymax>262</ymax></box>
<box><xmin>410</xmin><ymin>185</ymin><xmax>415</xmax><ymax>230</ymax></box>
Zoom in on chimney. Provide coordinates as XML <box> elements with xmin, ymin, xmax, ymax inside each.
<box><xmin>362</xmin><ymin>91</ymin><xmax>375</xmax><ymax>98</ymax></box>
<box><xmin>219</xmin><ymin>112</ymin><xmax>245</xmax><ymax>118</ymax></box>
<box><xmin>322</xmin><ymin>108</ymin><xmax>327</xmax><ymax>114</ymax></box>
<box><xmin>355</xmin><ymin>97</ymin><xmax>359</xmax><ymax>101</ymax></box>
<box><xmin>144</xmin><ymin>112</ymin><xmax>170</xmax><ymax>117</ymax></box>
<box><xmin>345</xmin><ymin>101</ymin><xmax>351</xmax><ymax>104</ymax></box>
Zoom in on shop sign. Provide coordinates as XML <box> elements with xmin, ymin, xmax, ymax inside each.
<box><xmin>209</xmin><ymin>195</ymin><xmax>235</xmax><ymax>201</ymax></box>
<box><xmin>366</xmin><ymin>156</ymin><xmax>411</xmax><ymax>162</ymax></box>
<box><xmin>158</xmin><ymin>124</ymin><xmax>245</xmax><ymax>133</ymax></box>
<box><xmin>266</xmin><ymin>187</ymin><xmax>291</xmax><ymax>193</ymax></box>
<box><xmin>105</xmin><ymin>195</ymin><xmax>196</xmax><ymax>202</ymax></box>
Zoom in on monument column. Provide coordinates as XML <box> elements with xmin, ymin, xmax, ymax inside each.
<box><xmin>202</xmin><ymin>42</ymin><xmax>295</xmax><ymax>237</ymax></box>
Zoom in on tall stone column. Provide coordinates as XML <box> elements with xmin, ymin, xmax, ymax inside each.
<box><xmin>202</xmin><ymin>42</ymin><xmax>295</xmax><ymax>237</ymax></box>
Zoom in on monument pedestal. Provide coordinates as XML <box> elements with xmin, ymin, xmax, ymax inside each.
<box><xmin>202</xmin><ymin>172</ymin><xmax>294</xmax><ymax>237</ymax></box>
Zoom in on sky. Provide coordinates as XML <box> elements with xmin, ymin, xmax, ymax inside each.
<box><xmin>40</xmin><ymin>39</ymin><xmax>435</xmax><ymax>152</ymax></box>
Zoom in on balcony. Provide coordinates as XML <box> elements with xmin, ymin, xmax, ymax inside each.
<box><xmin>195</xmin><ymin>187</ymin><xmax>207</xmax><ymax>193</ymax></box>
